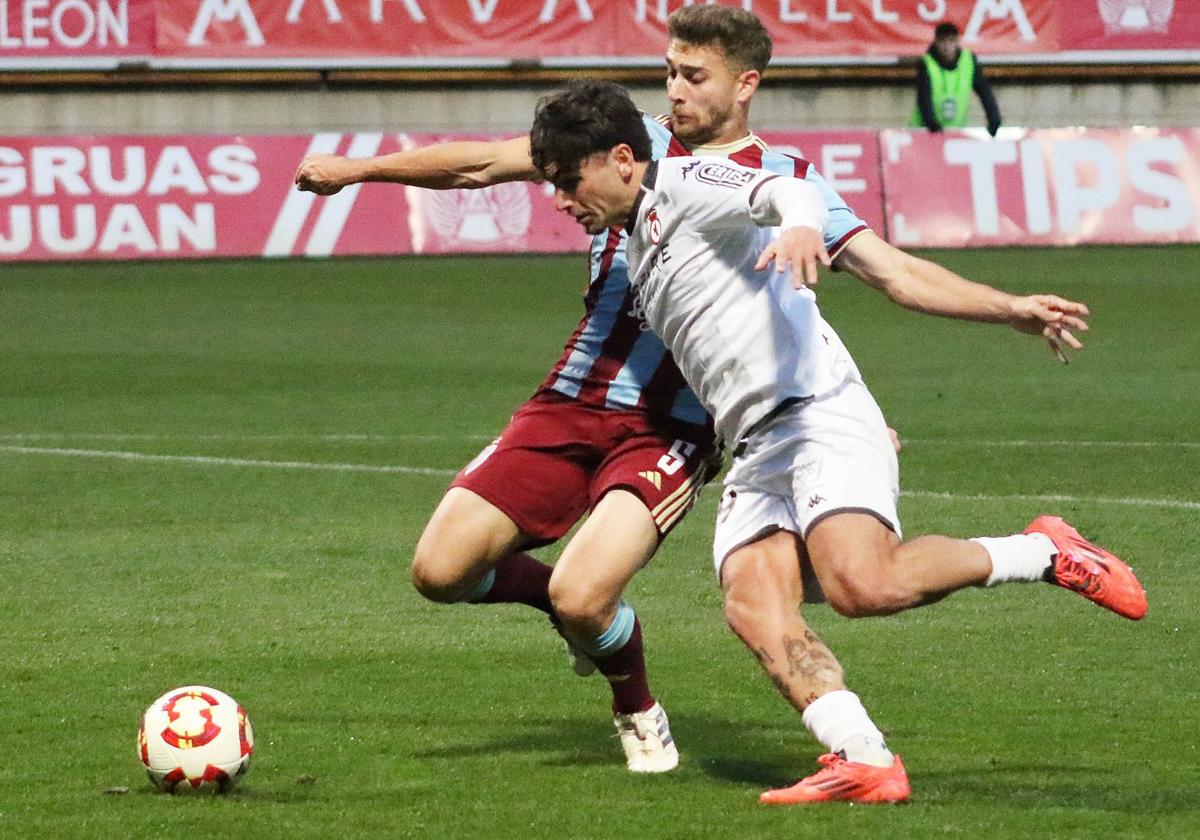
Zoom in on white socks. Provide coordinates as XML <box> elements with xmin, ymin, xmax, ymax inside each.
<box><xmin>974</xmin><ymin>533</ymin><xmax>1057</xmax><ymax>586</ymax></box>
<box><xmin>802</xmin><ymin>690</ymin><xmax>894</xmax><ymax>767</ymax></box>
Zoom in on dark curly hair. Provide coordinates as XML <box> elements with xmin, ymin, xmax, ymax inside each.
<box><xmin>529</xmin><ymin>80</ymin><xmax>651</xmax><ymax>190</ymax></box>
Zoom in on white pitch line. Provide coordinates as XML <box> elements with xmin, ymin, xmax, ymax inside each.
<box><xmin>1</xmin><ymin>444</ymin><xmax>1197</xmax><ymax>511</ymax></box>
<box><xmin>902</xmin><ymin>489</ymin><xmax>1200</xmax><ymax>512</ymax></box>
<box><xmin>0</xmin><ymin>432</ymin><xmax>493</xmax><ymax>443</ymax></box>
<box><xmin>0</xmin><ymin>445</ymin><xmax>456</xmax><ymax>477</ymax></box>
<box><xmin>903</xmin><ymin>439</ymin><xmax>1200</xmax><ymax>450</ymax></box>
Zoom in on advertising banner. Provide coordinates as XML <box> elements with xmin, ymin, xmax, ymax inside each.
<box><xmin>0</xmin><ymin>0</ymin><xmax>155</xmax><ymax>60</ymax></box>
<box><xmin>0</xmin><ymin>129</ymin><xmax>886</xmax><ymax>263</ymax></box>
<box><xmin>1057</xmin><ymin>0</ymin><xmax>1200</xmax><ymax>52</ymax></box>
<box><xmin>0</xmin><ymin>132</ymin><xmax>586</xmax><ymax>262</ymax></box>
<box><xmin>879</xmin><ymin>127</ymin><xmax>1200</xmax><ymax>247</ymax></box>
<box><xmin>5</xmin><ymin>127</ymin><xmax>1199</xmax><ymax>262</ymax></box>
<box><xmin>4</xmin><ymin>2</ymin><xmax>1197</xmax><ymax>66</ymax></box>
<box><xmin>153</xmin><ymin>0</ymin><xmax>1059</xmax><ymax>62</ymax></box>
<box><xmin>153</xmin><ymin>0</ymin><xmax>605</xmax><ymax>62</ymax></box>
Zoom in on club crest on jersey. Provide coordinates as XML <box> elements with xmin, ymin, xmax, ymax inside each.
<box><xmin>695</xmin><ymin>163</ymin><xmax>756</xmax><ymax>190</ymax></box>
<box><xmin>646</xmin><ymin>208</ymin><xmax>662</xmax><ymax>244</ymax></box>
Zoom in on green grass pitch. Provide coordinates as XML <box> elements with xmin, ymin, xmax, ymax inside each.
<box><xmin>1</xmin><ymin>247</ymin><xmax>1197</xmax><ymax>838</ymax></box>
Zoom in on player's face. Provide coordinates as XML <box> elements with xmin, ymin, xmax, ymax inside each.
<box><xmin>665</xmin><ymin>40</ymin><xmax>756</xmax><ymax>147</ymax></box>
<box><xmin>550</xmin><ymin>149</ymin><xmax>637</xmax><ymax>235</ymax></box>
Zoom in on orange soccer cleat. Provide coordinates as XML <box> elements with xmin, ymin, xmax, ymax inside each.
<box><xmin>759</xmin><ymin>753</ymin><xmax>910</xmax><ymax>805</ymax></box>
<box><xmin>1025</xmin><ymin>515</ymin><xmax>1147</xmax><ymax>621</ymax></box>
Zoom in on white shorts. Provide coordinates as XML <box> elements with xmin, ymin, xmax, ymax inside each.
<box><xmin>711</xmin><ymin>377</ymin><xmax>901</xmax><ymax>582</ymax></box>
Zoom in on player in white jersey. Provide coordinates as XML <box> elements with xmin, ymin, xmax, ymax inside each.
<box><xmin>622</xmin><ymin>157</ymin><xmax>840</xmax><ymax>446</ymax></box>
<box><xmin>529</xmin><ymin>78</ymin><xmax>1148</xmax><ymax>805</ymax></box>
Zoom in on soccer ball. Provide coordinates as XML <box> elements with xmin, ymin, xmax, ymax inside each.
<box><xmin>138</xmin><ymin>685</ymin><xmax>254</xmax><ymax>793</ymax></box>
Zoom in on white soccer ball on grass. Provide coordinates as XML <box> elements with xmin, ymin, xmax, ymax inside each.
<box><xmin>138</xmin><ymin>685</ymin><xmax>254</xmax><ymax>793</ymax></box>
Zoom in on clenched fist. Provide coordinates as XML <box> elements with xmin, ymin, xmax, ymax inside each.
<box><xmin>294</xmin><ymin>154</ymin><xmax>357</xmax><ymax>195</ymax></box>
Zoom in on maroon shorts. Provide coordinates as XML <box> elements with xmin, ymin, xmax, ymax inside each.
<box><xmin>451</xmin><ymin>391</ymin><xmax>720</xmax><ymax>546</ymax></box>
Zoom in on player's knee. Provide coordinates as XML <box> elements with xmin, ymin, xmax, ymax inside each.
<box><xmin>409</xmin><ymin>559</ymin><xmax>456</xmax><ymax>603</ymax></box>
<box><xmin>548</xmin><ymin>577</ymin><xmax>614</xmax><ymax>632</ymax></box>
<box><xmin>410</xmin><ymin>537</ymin><xmax>469</xmax><ymax>603</ymax></box>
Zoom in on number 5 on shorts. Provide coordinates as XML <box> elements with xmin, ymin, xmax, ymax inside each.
<box><xmin>657</xmin><ymin>439</ymin><xmax>697</xmax><ymax>476</ymax></box>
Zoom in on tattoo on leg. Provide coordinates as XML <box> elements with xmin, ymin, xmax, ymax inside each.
<box><xmin>782</xmin><ymin>630</ymin><xmax>842</xmax><ymax>700</ymax></box>
<box><xmin>768</xmin><ymin>673</ymin><xmax>799</xmax><ymax>706</ymax></box>
<box><xmin>751</xmin><ymin>632</ymin><xmax>843</xmax><ymax>712</ymax></box>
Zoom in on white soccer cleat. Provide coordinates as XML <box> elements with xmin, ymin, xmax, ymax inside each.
<box><xmin>614</xmin><ymin>702</ymin><xmax>679</xmax><ymax>773</ymax></box>
<box><xmin>550</xmin><ymin>619</ymin><xmax>597</xmax><ymax>676</ymax></box>
<box><xmin>563</xmin><ymin>637</ymin><xmax>598</xmax><ymax>677</ymax></box>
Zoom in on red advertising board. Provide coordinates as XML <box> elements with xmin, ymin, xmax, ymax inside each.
<box><xmin>2</xmin><ymin>1</ymin><xmax>1196</xmax><ymax>65</ymax></box>
<box><xmin>1058</xmin><ymin>0</ymin><xmax>1200</xmax><ymax>52</ymax></box>
<box><xmin>0</xmin><ymin>0</ymin><xmax>155</xmax><ymax>59</ymax></box>
<box><xmin>152</xmin><ymin>0</ymin><xmax>1059</xmax><ymax>62</ymax></box>
<box><xmin>5</xmin><ymin>127</ymin><xmax>1200</xmax><ymax>263</ymax></box>
<box><xmin>0</xmin><ymin>132</ymin><xmax>586</xmax><ymax>262</ymax></box>
<box><xmin>153</xmin><ymin>0</ymin><xmax>605</xmax><ymax>61</ymax></box>
<box><xmin>0</xmin><ymin>130</ymin><xmax>884</xmax><ymax>263</ymax></box>
<box><xmin>879</xmin><ymin>127</ymin><xmax>1200</xmax><ymax>247</ymax></box>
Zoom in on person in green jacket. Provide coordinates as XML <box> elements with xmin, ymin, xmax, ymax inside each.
<box><xmin>911</xmin><ymin>22</ymin><xmax>1002</xmax><ymax>136</ymax></box>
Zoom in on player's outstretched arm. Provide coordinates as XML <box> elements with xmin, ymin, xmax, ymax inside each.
<box><xmin>294</xmin><ymin>136</ymin><xmax>536</xmax><ymax>195</ymax></box>
<box><xmin>836</xmin><ymin>231</ymin><xmax>1089</xmax><ymax>363</ymax></box>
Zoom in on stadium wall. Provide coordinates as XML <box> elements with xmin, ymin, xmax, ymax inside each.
<box><xmin>2</xmin><ymin>78</ymin><xmax>1199</xmax><ymax>136</ymax></box>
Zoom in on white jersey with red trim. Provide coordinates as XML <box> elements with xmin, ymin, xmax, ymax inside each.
<box><xmin>537</xmin><ymin>116</ymin><xmax>869</xmax><ymax>434</ymax></box>
<box><xmin>625</xmin><ymin>156</ymin><xmax>862</xmax><ymax>444</ymax></box>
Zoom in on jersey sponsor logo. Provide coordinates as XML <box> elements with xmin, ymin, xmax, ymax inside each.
<box><xmin>634</xmin><ymin>241</ymin><xmax>672</xmax><ymax>292</ymax></box>
<box><xmin>694</xmin><ymin>162</ymin><xmax>756</xmax><ymax>190</ymax></box>
<box><xmin>627</xmin><ymin>293</ymin><xmax>652</xmax><ymax>331</ymax></box>
<box><xmin>1097</xmin><ymin>0</ymin><xmax>1174</xmax><ymax>34</ymax></box>
<box><xmin>646</xmin><ymin>207</ymin><xmax>662</xmax><ymax>244</ymax></box>
<box><xmin>638</xmin><ymin>469</ymin><xmax>663</xmax><ymax>490</ymax></box>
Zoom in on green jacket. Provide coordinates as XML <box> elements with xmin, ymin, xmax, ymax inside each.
<box><xmin>910</xmin><ymin>48</ymin><xmax>1003</xmax><ymax>132</ymax></box>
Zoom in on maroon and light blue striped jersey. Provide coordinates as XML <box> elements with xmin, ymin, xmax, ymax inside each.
<box><xmin>536</xmin><ymin>115</ymin><xmax>870</xmax><ymax>431</ymax></box>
